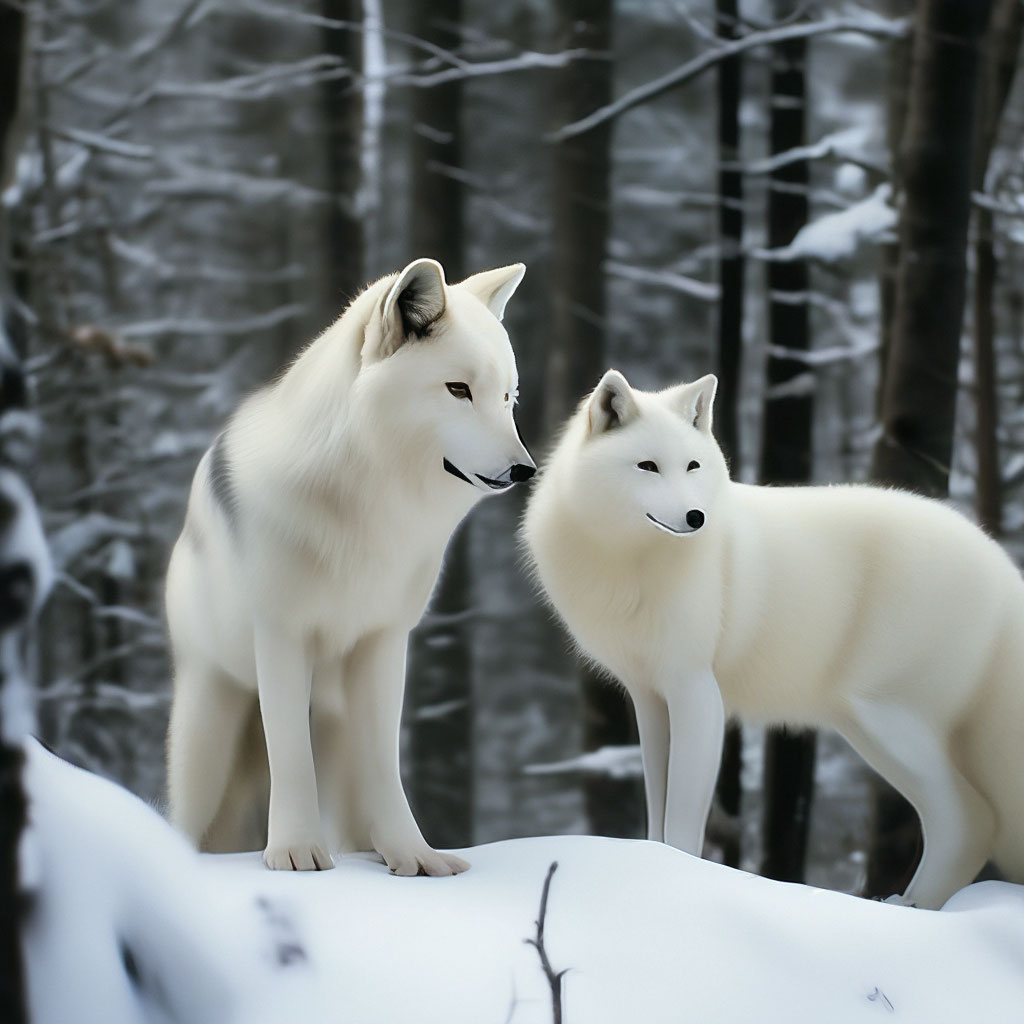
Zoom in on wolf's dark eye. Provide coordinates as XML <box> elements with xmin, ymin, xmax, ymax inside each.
<box><xmin>446</xmin><ymin>382</ymin><xmax>472</xmax><ymax>401</ymax></box>
<box><xmin>688</xmin><ymin>460</ymin><xmax>700</xmax><ymax>472</ymax></box>
<box><xmin>637</xmin><ymin>461</ymin><xmax>659</xmax><ymax>473</ymax></box>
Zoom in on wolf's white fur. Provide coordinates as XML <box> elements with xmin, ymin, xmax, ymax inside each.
<box><xmin>523</xmin><ymin>369</ymin><xmax>1024</xmax><ymax>909</ymax></box>
<box><xmin>166</xmin><ymin>259</ymin><xmax>533</xmax><ymax>874</ymax></box>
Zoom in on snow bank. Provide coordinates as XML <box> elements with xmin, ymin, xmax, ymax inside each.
<box><xmin>21</xmin><ymin>741</ymin><xmax>1024</xmax><ymax>1023</ymax></box>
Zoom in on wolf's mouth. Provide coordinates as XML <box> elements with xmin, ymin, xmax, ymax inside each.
<box><xmin>474</xmin><ymin>472</ymin><xmax>514</xmax><ymax>492</ymax></box>
<box><xmin>646</xmin><ymin>512</ymin><xmax>704</xmax><ymax>535</ymax></box>
<box><xmin>443</xmin><ymin>458</ymin><xmax>473</xmax><ymax>485</ymax></box>
<box><xmin>443</xmin><ymin>458</ymin><xmax>513</xmax><ymax>493</ymax></box>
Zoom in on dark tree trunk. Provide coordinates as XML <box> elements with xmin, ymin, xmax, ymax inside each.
<box><xmin>713</xmin><ymin>0</ymin><xmax>745</xmax><ymax>869</ymax></box>
<box><xmin>758</xmin><ymin>16</ymin><xmax>816</xmax><ymax>885</ymax></box>
<box><xmin>971</xmin><ymin>0</ymin><xmax>1021</xmax><ymax>538</ymax></box>
<box><xmin>406</xmin><ymin>0</ymin><xmax>472</xmax><ymax>849</ymax></box>
<box><xmin>319</xmin><ymin>0</ymin><xmax>365</xmax><ymax>314</ymax></box>
<box><xmin>548</xmin><ymin>0</ymin><xmax>642</xmax><ymax>839</ymax></box>
<box><xmin>0</xmin><ymin>9</ymin><xmax>30</xmax><ymax>1020</ymax></box>
<box><xmin>870</xmin><ymin>0</ymin><xmax>994</xmax><ymax>496</ymax></box>
<box><xmin>544</xmin><ymin>0</ymin><xmax>612</xmax><ymax>432</ymax></box>
<box><xmin>866</xmin><ymin>0</ymin><xmax>994</xmax><ymax>899</ymax></box>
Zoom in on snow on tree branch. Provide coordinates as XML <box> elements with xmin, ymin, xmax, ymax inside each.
<box><xmin>550</xmin><ymin>15</ymin><xmax>909</xmax><ymax>142</ymax></box>
<box><xmin>605</xmin><ymin>260</ymin><xmax>719</xmax><ymax>302</ymax></box>
<box><xmin>752</xmin><ymin>184</ymin><xmax>896</xmax><ymax>263</ymax></box>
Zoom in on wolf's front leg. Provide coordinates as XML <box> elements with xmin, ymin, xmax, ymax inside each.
<box><xmin>632</xmin><ymin>689</ymin><xmax>670</xmax><ymax>842</ymax></box>
<box><xmin>254</xmin><ymin>622</ymin><xmax>333</xmax><ymax>870</ymax></box>
<box><xmin>663</xmin><ymin>668</ymin><xmax>725</xmax><ymax>857</ymax></box>
<box><xmin>346</xmin><ymin>628</ymin><xmax>469</xmax><ymax>876</ymax></box>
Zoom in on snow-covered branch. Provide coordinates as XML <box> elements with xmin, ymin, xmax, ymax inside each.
<box><xmin>119</xmin><ymin>303</ymin><xmax>306</xmax><ymax>340</ymax></box>
<box><xmin>390</xmin><ymin>48</ymin><xmax>596</xmax><ymax>89</ymax></box>
<box><xmin>752</xmin><ymin>184</ymin><xmax>895</xmax><ymax>263</ymax></box>
<box><xmin>605</xmin><ymin>260</ymin><xmax>719</xmax><ymax>302</ymax></box>
<box><xmin>551</xmin><ymin>15</ymin><xmax>909</xmax><ymax>141</ymax></box>
<box><xmin>731</xmin><ymin>128</ymin><xmax>887</xmax><ymax>179</ymax></box>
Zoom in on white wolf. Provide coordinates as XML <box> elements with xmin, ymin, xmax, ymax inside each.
<box><xmin>166</xmin><ymin>258</ymin><xmax>534</xmax><ymax>874</ymax></box>
<box><xmin>523</xmin><ymin>369</ymin><xmax>1024</xmax><ymax>909</ymax></box>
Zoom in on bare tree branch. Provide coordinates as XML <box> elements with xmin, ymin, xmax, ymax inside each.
<box><xmin>550</xmin><ymin>15</ymin><xmax>909</xmax><ymax>141</ymax></box>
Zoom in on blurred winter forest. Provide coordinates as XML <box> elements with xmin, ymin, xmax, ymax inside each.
<box><xmin>2</xmin><ymin>0</ymin><xmax>1022</xmax><ymax>897</ymax></box>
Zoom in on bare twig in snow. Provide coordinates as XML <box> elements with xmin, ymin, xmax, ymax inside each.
<box><xmin>525</xmin><ymin>861</ymin><xmax>568</xmax><ymax>1024</ymax></box>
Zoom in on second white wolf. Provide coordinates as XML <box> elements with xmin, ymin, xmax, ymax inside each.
<box><xmin>166</xmin><ymin>259</ymin><xmax>533</xmax><ymax>873</ymax></box>
<box><xmin>523</xmin><ymin>369</ymin><xmax>1024</xmax><ymax>909</ymax></box>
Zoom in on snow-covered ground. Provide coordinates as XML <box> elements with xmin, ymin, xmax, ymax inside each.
<box><xmin>21</xmin><ymin>740</ymin><xmax>1024</xmax><ymax>1023</ymax></box>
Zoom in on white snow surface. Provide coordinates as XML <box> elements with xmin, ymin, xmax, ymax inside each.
<box><xmin>20</xmin><ymin>740</ymin><xmax>1024</xmax><ymax>1023</ymax></box>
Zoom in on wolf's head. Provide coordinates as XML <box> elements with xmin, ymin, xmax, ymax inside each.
<box><xmin>542</xmin><ymin>370</ymin><xmax>727</xmax><ymax>544</ymax></box>
<box><xmin>357</xmin><ymin>258</ymin><xmax>534</xmax><ymax>498</ymax></box>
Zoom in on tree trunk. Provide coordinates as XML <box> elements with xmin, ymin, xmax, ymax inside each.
<box><xmin>870</xmin><ymin>0</ymin><xmax>994</xmax><ymax>496</ymax></box>
<box><xmin>406</xmin><ymin>0</ymin><xmax>472</xmax><ymax>850</ymax></box>
<box><xmin>866</xmin><ymin>0</ymin><xmax>994</xmax><ymax>899</ymax></box>
<box><xmin>319</xmin><ymin>0</ymin><xmax>365</xmax><ymax>315</ymax></box>
<box><xmin>971</xmin><ymin>0</ymin><xmax>1021</xmax><ymax>538</ymax></box>
<box><xmin>758</xmin><ymin>14</ymin><xmax>816</xmax><ymax>885</ymax></box>
<box><xmin>548</xmin><ymin>0</ymin><xmax>642</xmax><ymax>839</ymax></box>
<box><xmin>713</xmin><ymin>0</ymin><xmax>745</xmax><ymax>870</ymax></box>
<box><xmin>0</xmin><ymin>8</ymin><xmax>30</xmax><ymax>1020</ymax></box>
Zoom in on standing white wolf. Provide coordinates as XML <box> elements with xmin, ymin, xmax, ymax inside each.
<box><xmin>166</xmin><ymin>258</ymin><xmax>534</xmax><ymax>873</ymax></box>
<box><xmin>523</xmin><ymin>369</ymin><xmax>1024</xmax><ymax>909</ymax></box>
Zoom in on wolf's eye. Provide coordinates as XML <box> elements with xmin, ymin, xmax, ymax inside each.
<box><xmin>637</xmin><ymin>461</ymin><xmax>659</xmax><ymax>473</ymax></box>
<box><xmin>688</xmin><ymin>460</ymin><xmax>700</xmax><ymax>472</ymax></box>
<box><xmin>504</xmin><ymin>392</ymin><xmax>509</xmax><ymax>403</ymax></box>
<box><xmin>446</xmin><ymin>382</ymin><xmax>472</xmax><ymax>401</ymax></box>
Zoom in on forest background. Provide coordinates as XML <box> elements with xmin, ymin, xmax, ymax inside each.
<box><xmin>0</xmin><ymin>0</ymin><xmax>1019</xmax><ymax>900</ymax></box>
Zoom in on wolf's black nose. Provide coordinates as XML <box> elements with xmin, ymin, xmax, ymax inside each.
<box><xmin>510</xmin><ymin>463</ymin><xmax>536</xmax><ymax>483</ymax></box>
<box><xmin>686</xmin><ymin>509</ymin><xmax>705</xmax><ymax>530</ymax></box>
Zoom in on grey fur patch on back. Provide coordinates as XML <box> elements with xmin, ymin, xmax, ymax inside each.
<box><xmin>208</xmin><ymin>432</ymin><xmax>237</xmax><ymax>528</ymax></box>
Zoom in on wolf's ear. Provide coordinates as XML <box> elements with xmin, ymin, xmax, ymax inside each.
<box><xmin>367</xmin><ymin>259</ymin><xmax>447</xmax><ymax>362</ymax></box>
<box><xmin>457</xmin><ymin>263</ymin><xmax>525</xmax><ymax>322</ymax></box>
<box><xmin>588</xmin><ymin>369</ymin><xmax>639</xmax><ymax>435</ymax></box>
<box><xmin>667</xmin><ymin>374</ymin><xmax>717</xmax><ymax>434</ymax></box>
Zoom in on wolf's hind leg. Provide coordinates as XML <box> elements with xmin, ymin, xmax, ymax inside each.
<box><xmin>167</xmin><ymin>667</ymin><xmax>251</xmax><ymax>847</ymax></box>
<box><xmin>841</xmin><ymin>697</ymin><xmax>995</xmax><ymax>910</ymax></box>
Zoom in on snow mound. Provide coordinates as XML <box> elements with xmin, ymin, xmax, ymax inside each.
<box><xmin>20</xmin><ymin>740</ymin><xmax>1024</xmax><ymax>1023</ymax></box>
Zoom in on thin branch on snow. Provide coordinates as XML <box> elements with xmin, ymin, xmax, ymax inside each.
<box><xmin>525</xmin><ymin>862</ymin><xmax>568</xmax><ymax>1024</ymax></box>
<box><xmin>550</xmin><ymin>15</ymin><xmax>909</xmax><ymax>141</ymax></box>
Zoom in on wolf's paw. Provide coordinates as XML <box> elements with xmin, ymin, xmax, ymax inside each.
<box><xmin>382</xmin><ymin>845</ymin><xmax>470</xmax><ymax>877</ymax></box>
<box><xmin>263</xmin><ymin>839</ymin><xmax>334</xmax><ymax>872</ymax></box>
<box><xmin>873</xmin><ymin>893</ymin><xmax>916</xmax><ymax>908</ymax></box>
